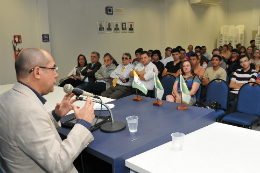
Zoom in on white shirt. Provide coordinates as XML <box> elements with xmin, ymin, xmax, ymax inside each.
<box><xmin>110</xmin><ymin>63</ymin><xmax>134</xmax><ymax>86</ymax></box>
<box><xmin>134</xmin><ymin>62</ymin><xmax>158</xmax><ymax>90</ymax></box>
<box><xmin>160</xmin><ymin>56</ymin><xmax>174</xmax><ymax>66</ymax></box>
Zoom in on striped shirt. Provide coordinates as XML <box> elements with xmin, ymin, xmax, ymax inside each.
<box><xmin>230</xmin><ymin>68</ymin><xmax>257</xmax><ymax>94</ymax></box>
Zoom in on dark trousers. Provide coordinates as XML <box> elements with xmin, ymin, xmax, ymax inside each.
<box><xmin>59</xmin><ymin>78</ymin><xmax>83</xmax><ymax>87</ymax></box>
<box><xmin>136</xmin><ymin>90</ymin><xmax>154</xmax><ymax>98</ymax></box>
<box><xmin>84</xmin><ymin>82</ymin><xmax>106</xmax><ymax>95</ymax></box>
<box><xmin>101</xmin><ymin>84</ymin><xmax>133</xmax><ymax>99</ymax></box>
<box><xmin>200</xmin><ymin>85</ymin><xmax>207</xmax><ymax>100</ymax></box>
<box><xmin>228</xmin><ymin>92</ymin><xmax>238</xmax><ymax>114</ymax></box>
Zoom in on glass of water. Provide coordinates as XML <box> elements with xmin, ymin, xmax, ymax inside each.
<box><xmin>171</xmin><ymin>132</ymin><xmax>185</xmax><ymax>151</ymax></box>
<box><xmin>126</xmin><ymin>116</ymin><xmax>138</xmax><ymax>132</ymax></box>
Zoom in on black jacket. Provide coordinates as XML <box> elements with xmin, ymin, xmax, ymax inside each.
<box><xmin>81</xmin><ymin>62</ymin><xmax>102</xmax><ymax>83</ymax></box>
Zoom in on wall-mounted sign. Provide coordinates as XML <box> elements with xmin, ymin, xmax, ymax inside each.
<box><xmin>113</xmin><ymin>8</ymin><xmax>124</xmax><ymax>15</ymax></box>
<box><xmin>13</xmin><ymin>35</ymin><xmax>22</xmax><ymax>43</ymax></box>
<box><xmin>106</xmin><ymin>6</ymin><xmax>113</xmax><ymax>15</ymax></box>
<box><xmin>42</xmin><ymin>34</ymin><xmax>49</xmax><ymax>42</ymax></box>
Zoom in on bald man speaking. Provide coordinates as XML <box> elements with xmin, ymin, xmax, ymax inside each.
<box><xmin>0</xmin><ymin>48</ymin><xmax>95</xmax><ymax>173</ymax></box>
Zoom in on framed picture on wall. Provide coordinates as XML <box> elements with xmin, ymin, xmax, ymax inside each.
<box><xmin>114</xmin><ymin>22</ymin><xmax>120</xmax><ymax>33</ymax></box>
<box><xmin>121</xmin><ymin>22</ymin><xmax>127</xmax><ymax>33</ymax></box>
<box><xmin>106</xmin><ymin>21</ymin><xmax>113</xmax><ymax>33</ymax></box>
<box><xmin>128</xmin><ymin>22</ymin><xmax>134</xmax><ymax>33</ymax></box>
<box><xmin>97</xmin><ymin>21</ymin><xmax>105</xmax><ymax>34</ymax></box>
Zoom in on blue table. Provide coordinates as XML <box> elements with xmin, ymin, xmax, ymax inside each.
<box><xmin>57</xmin><ymin>95</ymin><xmax>215</xmax><ymax>173</ymax></box>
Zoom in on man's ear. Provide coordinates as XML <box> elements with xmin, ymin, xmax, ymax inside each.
<box><xmin>33</xmin><ymin>67</ymin><xmax>41</xmax><ymax>79</ymax></box>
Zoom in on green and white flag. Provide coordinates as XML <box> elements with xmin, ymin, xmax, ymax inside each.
<box><xmin>132</xmin><ymin>70</ymin><xmax>147</xmax><ymax>95</ymax></box>
<box><xmin>154</xmin><ymin>73</ymin><xmax>164</xmax><ymax>100</ymax></box>
<box><xmin>180</xmin><ymin>74</ymin><xmax>191</xmax><ymax>104</ymax></box>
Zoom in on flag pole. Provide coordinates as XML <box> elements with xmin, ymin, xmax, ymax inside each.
<box><xmin>153</xmin><ymin>70</ymin><xmax>163</xmax><ymax>106</ymax></box>
<box><xmin>133</xmin><ymin>70</ymin><xmax>143</xmax><ymax>101</ymax></box>
<box><xmin>177</xmin><ymin>69</ymin><xmax>188</xmax><ymax>110</ymax></box>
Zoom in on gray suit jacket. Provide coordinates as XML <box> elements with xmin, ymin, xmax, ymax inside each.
<box><xmin>95</xmin><ymin>64</ymin><xmax>116</xmax><ymax>89</ymax></box>
<box><xmin>0</xmin><ymin>82</ymin><xmax>94</xmax><ymax>173</ymax></box>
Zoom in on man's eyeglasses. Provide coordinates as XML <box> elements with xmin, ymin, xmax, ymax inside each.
<box><xmin>122</xmin><ymin>57</ymin><xmax>129</xmax><ymax>60</ymax></box>
<box><xmin>239</xmin><ymin>60</ymin><xmax>249</xmax><ymax>64</ymax></box>
<box><xmin>29</xmin><ymin>66</ymin><xmax>58</xmax><ymax>73</ymax></box>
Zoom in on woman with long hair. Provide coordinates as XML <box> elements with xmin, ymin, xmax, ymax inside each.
<box><xmin>166</xmin><ymin>60</ymin><xmax>201</xmax><ymax>105</ymax></box>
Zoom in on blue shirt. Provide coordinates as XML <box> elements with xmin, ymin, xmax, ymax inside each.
<box><xmin>186</xmin><ymin>51</ymin><xmax>195</xmax><ymax>59</ymax></box>
<box><xmin>18</xmin><ymin>81</ymin><xmax>91</xmax><ymax>130</ymax></box>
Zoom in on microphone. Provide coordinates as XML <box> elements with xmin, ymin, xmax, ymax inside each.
<box><xmin>63</xmin><ymin>84</ymin><xmax>99</xmax><ymax>98</ymax></box>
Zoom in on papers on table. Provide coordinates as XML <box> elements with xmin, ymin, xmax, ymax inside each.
<box><xmin>94</xmin><ymin>103</ymin><xmax>115</xmax><ymax>110</ymax></box>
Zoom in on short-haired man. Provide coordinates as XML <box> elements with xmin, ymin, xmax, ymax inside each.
<box><xmin>228</xmin><ymin>55</ymin><xmax>258</xmax><ymax>113</ymax></box>
<box><xmin>186</xmin><ymin>45</ymin><xmax>195</xmax><ymax>59</ymax></box>
<box><xmin>77</xmin><ymin>52</ymin><xmax>102</xmax><ymax>89</ymax></box>
<box><xmin>130</xmin><ymin>51</ymin><xmax>158</xmax><ymax>97</ymax></box>
<box><xmin>236</xmin><ymin>43</ymin><xmax>241</xmax><ymax>49</ymax></box>
<box><xmin>0</xmin><ymin>48</ymin><xmax>95</xmax><ymax>172</ymax></box>
<box><xmin>226</xmin><ymin>49</ymin><xmax>238</xmax><ymax>69</ymax></box>
<box><xmin>190</xmin><ymin>54</ymin><xmax>205</xmax><ymax>80</ymax></box>
<box><xmin>101</xmin><ymin>53</ymin><xmax>134</xmax><ymax>99</ymax></box>
<box><xmin>132</xmin><ymin>48</ymin><xmax>143</xmax><ymax>64</ymax></box>
<box><xmin>201</xmin><ymin>55</ymin><xmax>227</xmax><ymax>99</ymax></box>
<box><xmin>207</xmin><ymin>48</ymin><xmax>227</xmax><ymax>70</ymax></box>
<box><xmin>84</xmin><ymin>53</ymin><xmax>116</xmax><ymax>95</ymax></box>
<box><xmin>201</xmin><ymin>46</ymin><xmax>212</xmax><ymax>61</ymax></box>
<box><xmin>195</xmin><ymin>46</ymin><xmax>201</xmax><ymax>53</ymax></box>
<box><xmin>162</xmin><ymin>49</ymin><xmax>181</xmax><ymax>78</ymax></box>
<box><xmin>250</xmin><ymin>40</ymin><xmax>255</xmax><ymax>47</ymax></box>
<box><xmin>180</xmin><ymin>49</ymin><xmax>189</xmax><ymax>61</ymax></box>
<box><xmin>160</xmin><ymin>47</ymin><xmax>173</xmax><ymax>66</ymax></box>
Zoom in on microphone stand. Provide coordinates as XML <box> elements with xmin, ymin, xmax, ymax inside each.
<box><xmin>76</xmin><ymin>96</ymin><xmax>126</xmax><ymax>133</ymax></box>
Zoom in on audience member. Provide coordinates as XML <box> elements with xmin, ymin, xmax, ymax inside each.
<box><xmin>252</xmin><ymin>49</ymin><xmax>260</xmax><ymax>71</ymax></box>
<box><xmin>239</xmin><ymin>46</ymin><xmax>246</xmax><ymax>53</ymax></box>
<box><xmin>250</xmin><ymin>40</ymin><xmax>255</xmax><ymax>47</ymax></box>
<box><xmin>195</xmin><ymin>46</ymin><xmax>201</xmax><ymax>53</ymax></box>
<box><xmin>226</xmin><ymin>49</ymin><xmax>238</xmax><ymax>69</ymax></box>
<box><xmin>101</xmin><ymin>53</ymin><xmax>133</xmax><ymax>99</ymax></box>
<box><xmin>186</xmin><ymin>45</ymin><xmax>195</xmax><ymax>59</ymax></box>
<box><xmin>196</xmin><ymin>51</ymin><xmax>208</xmax><ymax>68</ymax></box>
<box><xmin>83</xmin><ymin>53</ymin><xmax>116</xmax><ymax>95</ymax></box>
<box><xmin>219</xmin><ymin>46</ymin><xmax>223</xmax><ymax>52</ymax></box>
<box><xmin>176</xmin><ymin>46</ymin><xmax>183</xmax><ymax>51</ymax></box>
<box><xmin>201</xmin><ymin>46</ymin><xmax>212</xmax><ymax>61</ymax></box>
<box><xmin>162</xmin><ymin>49</ymin><xmax>181</xmax><ymax>78</ymax></box>
<box><xmin>133</xmin><ymin>48</ymin><xmax>143</xmax><ymax>67</ymax></box>
<box><xmin>148</xmin><ymin>50</ymin><xmax>153</xmax><ymax>58</ymax></box>
<box><xmin>152</xmin><ymin>50</ymin><xmax>164</xmax><ymax>80</ymax></box>
<box><xmin>247</xmin><ymin>46</ymin><xmax>253</xmax><ymax>59</ymax></box>
<box><xmin>221</xmin><ymin>45</ymin><xmax>231</xmax><ymax>61</ymax></box>
<box><xmin>180</xmin><ymin>49</ymin><xmax>189</xmax><ymax>61</ymax></box>
<box><xmin>59</xmin><ymin>54</ymin><xmax>87</xmax><ymax>87</ymax></box>
<box><xmin>201</xmin><ymin>55</ymin><xmax>227</xmax><ymax>99</ymax></box>
<box><xmin>160</xmin><ymin>47</ymin><xmax>173</xmax><ymax>66</ymax></box>
<box><xmin>228</xmin><ymin>55</ymin><xmax>258</xmax><ymax>113</ymax></box>
<box><xmin>236</xmin><ymin>43</ymin><xmax>241</xmax><ymax>50</ymax></box>
<box><xmin>166</xmin><ymin>60</ymin><xmax>200</xmax><ymax>104</ymax></box>
<box><xmin>190</xmin><ymin>54</ymin><xmax>205</xmax><ymax>80</ymax></box>
<box><xmin>228</xmin><ymin>46</ymin><xmax>233</xmax><ymax>52</ymax></box>
<box><xmin>130</xmin><ymin>51</ymin><xmax>158</xmax><ymax>97</ymax></box>
<box><xmin>76</xmin><ymin>52</ymin><xmax>102</xmax><ymax>89</ymax></box>
<box><xmin>207</xmin><ymin>48</ymin><xmax>227</xmax><ymax>70</ymax></box>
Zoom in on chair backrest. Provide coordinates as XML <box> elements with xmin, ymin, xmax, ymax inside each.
<box><xmin>206</xmin><ymin>79</ymin><xmax>229</xmax><ymax>111</ymax></box>
<box><xmin>195</xmin><ymin>85</ymin><xmax>201</xmax><ymax>101</ymax></box>
<box><xmin>161</xmin><ymin>76</ymin><xmax>175</xmax><ymax>100</ymax></box>
<box><xmin>236</xmin><ymin>83</ymin><xmax>260</xmax><ymax>116</ymax></box>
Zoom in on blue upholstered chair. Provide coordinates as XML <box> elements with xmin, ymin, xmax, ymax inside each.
<box><xmin>160</xmin><ymin>76</ymin><xmax>175</xmax><ymax>100</ymax></box>
<box><xmin>205</xmin><ymin>79</ymin><xmax>229</xmax><ymax>121</ymax></box>
<box><xmin>222</xmin><ymin>83</ymin><xmax>260</xmax><ymax>129</ymax></box>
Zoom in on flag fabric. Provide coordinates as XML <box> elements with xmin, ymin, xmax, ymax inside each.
<box><xmin>132</xmin><ymin>70</ymin><xmax>147</xmax><ymax>95</ymax></box>
<box><xmin>154</xmin><ymin>73</ymin><xmax>164</xmax><ymax>100</ymax></box>
<box><xmin>179</xmin><ymin>74</ymin><xmax>191</xmax><ymax>104</ymax></box>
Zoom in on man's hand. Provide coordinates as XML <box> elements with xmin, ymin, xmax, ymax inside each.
<box><xmin>202</xmin><ymin>77</ymin><xmax>210</xmax><ymax>86</ymax></box>
<box><xmin>120</xmin><ymin>78</ymin><xmax>127</xmax><ymax>82</ymax></box>
<box><xmin>175</xmin><ymin>95</ymin><xmax>181</xmax><ymax>103</ymax></box>
<box><xmin>103</xmin><ymin>78</ymin><xmax>110</xmax><ymax>82</ymax></box>
<box><xmin>55</xmin><ymin>93</ymin><xmax>78</xmax><ymax>118</ymax></box>
<box><xmin>72</xmin><ymin>97</ymin><xmax>95</xmax><ymax>124</ymax></box>
<box><xmin>88</xmin><ymin>69</ymin><xmax>93</xmax><ymax>72</ymax></box>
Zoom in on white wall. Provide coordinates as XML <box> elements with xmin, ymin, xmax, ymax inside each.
<box><xmin>47</xmin><ymin>0</ymin><xmax>164</xmax><ymax>83</ymax></box>
<box><xmin>227</xmin><ymin>0</ymin><xmax>260</xmax><ymax>47</ymax></box>
<box><xmin>163</xmin><ymin>0</ymin><xmax>227</xmax><ymax>53</ymax></box>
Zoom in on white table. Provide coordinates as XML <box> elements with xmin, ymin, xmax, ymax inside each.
<box><xmin>126</xmin><ymin>123</ymin><xmax>260</xmax><ymax>173</ymax></box>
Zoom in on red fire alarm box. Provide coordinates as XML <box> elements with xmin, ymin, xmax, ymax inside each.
<box><xmin>14</xmin><ymin>35</ymin><xmax>22</xmax><ymax>43</ymax></box>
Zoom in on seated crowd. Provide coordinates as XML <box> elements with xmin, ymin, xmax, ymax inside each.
<box><xmin>59</xmin><ymin>41</ymin><xmax>260</xmax><ymax>114</ymax></box>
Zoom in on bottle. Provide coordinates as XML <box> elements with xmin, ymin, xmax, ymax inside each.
<box><xmin>202</xmin><ymin>62</ymin><xmax>207</xmax><ymax>68</ymax></box>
